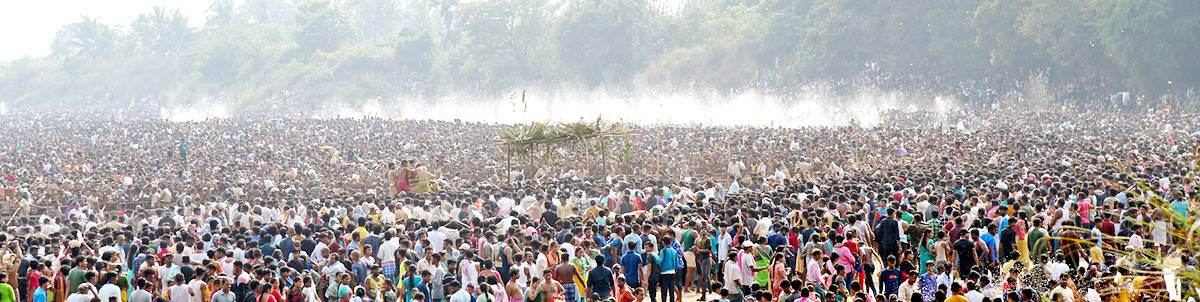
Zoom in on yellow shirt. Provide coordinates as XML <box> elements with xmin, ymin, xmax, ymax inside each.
<box><xmin>945</xmin><ymin>295</ymin><xmax>969</xmax><ymax>302</ymax></box>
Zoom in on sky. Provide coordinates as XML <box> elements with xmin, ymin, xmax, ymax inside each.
<box><xmin>0</xmin><ymin>0</ymin><xmax>215</xmax><ymax>62</ymax></box>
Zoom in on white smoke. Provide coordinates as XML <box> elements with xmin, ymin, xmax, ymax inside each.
<box><xmin>307</xmin><ymin>98</ymin><xmax>387</xmax><ymax>120</ymax></box>
<box><xmin>0</xmin><ymin>101</ymin><xmax>7</xmax><ymax>115</ymax></box>
<box><xmin>160</xmin><ymin>102</ymin><xmax>228</xmax><ymax>122</ymax></box>
<box><xmin>386</xmin><ymin>87</ymin><xmax>957</xmax><ymax>128</ymax></box>
<box><xmin>155</xmin><ymin>87</ymin><xmax>960</xmax><ymax>128</ymax></box>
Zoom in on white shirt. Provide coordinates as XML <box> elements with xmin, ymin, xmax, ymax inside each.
<box><xmin>98</xmin><ymin>284</ymin><xmax>123</xmax><ymax>302</ymax></box>
<box><xmin>313</xmin><ymin>242</ymin><xmax>329</xmax><ymax>263</ymax></box>
<box><xmin>67</xmin><ymin>292</ymin><xmax>95</xmax><ymax>302</ymax></box>
<box><xmin>417</xmin><ymin>258</ymin><xmax>436</xmax><ymax>276</ymax></box>
<box><xmin>737</xmin><ymin>251</ymin><xmax>755</xmax><ymax>285</ymax></box>
<box><xmin>898</xmin><ymin>281</ymin><xmax>917</xmax><ymax>302</ymax></box>
<box><xmin>535</xmin><ymin>253</ymin><xmax>549</xmax><ymax>276</ymax></box>
<box><xmin>722</xmin><ymin>259</ymin><xmax>741</xmax><ymax>293</ymax></box>
<box><xmin>497</xmin><ymin>198</ymin><xmax>516</xmax><ymax>216</ymax></box>
<box><xmin>965</xmin><ymin>290</ymin><xmax>984</xmax><ymax>302</ymax></box>
<box><xmin>449</xmin><ymin>289</ymin><xmax>472</xmax><ymax>302</ymax></box>
<box><xmin>1049</xmin><ymin>286</ymin><xmax>1075</xmax><ymax>302</ymax></box>
<box><xmin>718</xmin><ymin>233</ymin><xmax>732</xmax><ymax>261</ymax></box>
<box><xmin>514</xmin><ymin>263</ymin><xmax>531</xmax><ymax>287</ymax></box>
<box><xmin>380</xmin><ymin>210</ymin><xmax>396</xmax><ymax>225</ymax></box>
<box><xmin>936</xmin><ymin>273</ymin><xmax>953</xmax><ymax>290</ymax></box>
<box><xmin>1048</xmin><ymin>262</ymin><xmax>1071</xmax><ymax>280</ymax></box>
<box><xmin>460</xmin><ymin>258</ymin><xmax>479</xmax><ymax>288</ymax></box>
<box><xmin>429</xmin><ymin>230</ymin><xmax>447</xmax><ymax>253</ymax></box>
<box><xmin>379</xmin><ymin>239</ymin><xmax>400</xmax><ymax>263</ymax></box>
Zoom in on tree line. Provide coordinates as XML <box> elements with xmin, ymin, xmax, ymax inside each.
<box><xmin>0</xmin><ymin>0</ymin><xmax>1196</xmax><ymax>108</ymax></box>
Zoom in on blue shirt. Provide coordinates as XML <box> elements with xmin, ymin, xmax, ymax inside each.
<box><xmin>586</xmin><ymin>266</ymin><xmax>615</xmax><ymax>297</ymax></box>
<box><xmin>1172</xmin><ymin>200</ymin><xmax>1190</xmax><ymax>218</ymax></box>
<box><xmin>670</xmin><ymin>240</ymin><xmax>685</xmax><ymax>268</ymax></box>
<box><xmin>880</xmin><ymin>267</ymin><xmax>902</xmax><ymax>295</ymax></box>
<box><xmin>767</xmin><ymin>233</ymin><xmax>788</xmax><ymax>250</ymax></box>
<box><xmin>620</xmin><ymin>252</ymin><xmax>643</xmax><ymax>284</ymax></box>
<box><xmin>606</xmin><ymin>236</ymin><xmax>622</xmax><ymax>265</ymax></box>
<box><xmin>979</xmin><ymin>233</ymin><xmax>998</xmax><ymax>262</ymax></box>
<box><xmin>33</xmin><ymin>288</ymin><xmax>47</xmax><ymax>302</ymax></box>
<box><xmin>623</xmin><ymin>234</ymin><xmax>643</xmax><ymax>254</ymax></box>
<box><xmin>656</xmin><ymin>247</ymin><xmax>680</xmax><ymax>273</ymax></box>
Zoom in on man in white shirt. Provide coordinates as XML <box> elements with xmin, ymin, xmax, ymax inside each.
<box><xmin>1047</xmin><ymin>253</ymin><xmax>1071</xmax><ymax>281</ymax></box>
<box><xmin>380</xmin><ymin>208</ymin><xmax>396</xmax><ymax>225</ymax></box>
<box><xmin>428</xmin><ymin>226</ymin><xmax>447</xmax><ymax>253</ymax></box>
<box><xmin>378</xmin><ymin>233</ymin><xmax>400</xmax><ymax>277</ymax></box>
<box><xmin>717</xmin><ymin>225</ymin><xmax>732</xmax><ymax>262</ymax></box>
<box><xmin>97</xmin><ymin>272</ymin><xmax>123</xmax><ymax>302</ymax></box>
<box><xmin>721</xmin><ymin>257</ymin><xmax>741</xmax><ymax>296</ymax></box>
<box><xmin>497</xmin><ymin>195</ymin><xmax>516</xmax><ymax>217</ymax></box>
<box><xmin>1048</xmin><ymin>277</ymin><xmax>1075</xmax><ymax>302</ymax></box>
<box><xmin>898</xmin><ymin>272</ymin><xmax>918</xmax><ymax>302</ymax></box>
<box><xmin>417</xmin><ymin>249</ymin><xmax>437</xmax><ymax>277</ymax></box>
<box><xmin>312</xmin><ymin>234</ymin><xmax>330</xmax><ymax>265</ymax></box>
<box><xmin>963</xmin><ymin>281</ymin><xmax>985</xmax><ymax>302</ymax></box>
<box><xmin>736</xmin><ymin>242</ymin><xmax>761</xmax><ymax>292</ymax></box>
<box><xmin>460</xmin><ymin>250</ymin><xmax>480</xmax><ymax>288</ymax></box>
<box><xmin>448</xmin><ymin>282</ymin><xmax>471</xmax><ymax>302</ymax></box>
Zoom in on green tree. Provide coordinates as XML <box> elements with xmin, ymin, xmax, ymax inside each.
<box><xmin>972</xmin><ymin>0</ymin><xmax>1045</xmax><ymax>71</ymax></box>
<box><xmin>1092</xmin><ymin>0</ymin><xmax>1200</xmax><ymax>93</ymax></box>
<box><xmin>394</xmin><ymin>27</ymin><xmax>434</xmax><ymax>75</ymax></box>
<box><xmin>349</xmin><ymin>0</ymin><xmax>401</xmax><ymax>44</ymax></box>
<box><xmin>1016</xmin><ymin>0</ymin><xmax>1111</xmax><ymax>74</ymax></box>
<box><xmin>50</xmin><ymin>16</ymin><xmax>119</xmax><ymax>59</ymax></box>
<box><xmin>132</xmin><ymin>6</ymin><xmax>196</xmax><ymax>55</ymax></box>
<box><xmin>556</xmin><ymin>0</ymin><xmax>657</xmax><ymax>85</ymax></box>
<box><xmin>294</xmin><ymin>0</ymin><xmax>356</xmax><ymax>55</ymax></box>
<box><xmin>205</xmin><ymin>0</ymin><xmax>240</xmax><ymax>28</ymax></box>
<box><xmin>454</xmin><ymin>0</ymin><xmax>554</xmax><ymax>87</ymax></box>
<box><xmin>244</xmin><ymin>0</ymin><xmax>297</xmax><ymax>26</ymax></box>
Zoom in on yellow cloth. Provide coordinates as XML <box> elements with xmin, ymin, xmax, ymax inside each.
<box><xmin>413</xmin><ymin>180</ymin><xmax>430</xmax><ymax>194</ymax></box>
<box><xmin>1016</xmin><ymin>238</ymin><xmax>1031</xmax><ymax>263</ymax></box>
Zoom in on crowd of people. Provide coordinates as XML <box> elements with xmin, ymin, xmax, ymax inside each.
<box><xmin>0</xmin><ymin>95</ymin><xmax>1197</xmax><ymax>302</ymax></box>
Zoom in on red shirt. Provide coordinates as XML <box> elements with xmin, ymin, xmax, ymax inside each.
<box><xmin>616</xmin><ymin>285</ymin><xmax>635</xmax><ymax>302</ymax></box>
<box><xmin>843</xmin><ymin>241</ymin><xmax>859</xmax><ymax>257</ymax></box>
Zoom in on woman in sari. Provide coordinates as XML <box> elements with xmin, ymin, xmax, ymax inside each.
<box><xmin>917</xmin><ymin>229</ymin><xmax>935</xmax><ymax>275</ymax></box>
<box><xmin>753</xmin><ymin>241</ymin><xmax>771</xmax><ymax>287</ymax></box>
<box><xmin>569</xmin><ymin>249</ymin><xmax>590</xmax><ymax>296</ymax></box>
<box><xmin>1013</xmin><ymin>214</ymin><xmax>1031</xmax><ymax>264</ymax></box>
<box><xmin>769</xmin><ymin>253</ymin><xmax>789</xmax><ymax>300</ymax></box>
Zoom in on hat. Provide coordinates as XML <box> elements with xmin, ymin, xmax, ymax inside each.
<box><xmin>742</xmin><ymin>241</ymin><xmax>754</xmax><ymax>248</ymax></box>
<box><xmin>68</xmin><ymin>240</ymin><xmax>81</xmax><ymax>248</ymax></box>
<box><xmin>459</xmin><ymin>243</ymin><xmax>470</xmax><ymax>250</ymax></box>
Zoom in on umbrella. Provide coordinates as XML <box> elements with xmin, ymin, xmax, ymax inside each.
<box><xmin>319</xmin><ymin>146</ymin><xmax>337</xmax><ymax>153</ymax></box>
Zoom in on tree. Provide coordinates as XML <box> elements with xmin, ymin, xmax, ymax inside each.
<box><xmin>556</xmin><ymin>0</ymin><xmax>657</xmax><ymax>85</ymax></box>
<box><xmin>1092</xmin><ymin>0</ymin><xmax>1200</xmax><ymax>93</ymax></box>
<box><xmin>973</xmin><ymin>0</ymin><xmax>1045</xmax><ymax>71</ymax></box>
<box><xmin>132</xmin><ymin>6</ymin><xmax>196</xmax><ymax>55</ymax></box>
<box><xmin>349</xmin><ymin>0</ymin><xmax>401</xmax><ymax>44</ymax></box>
<box><xmin>205</xmin><ymin>0</ymin><xmax>240</xmax><ymax>28</ymax></box>
<box><xmin>294</xmin><ymin>0</ymin><xmax>356</xmax><ymax>55</ymax></box>
<box><xmin>394</xmin><ymin>27</ymin><xmax>434</xmax><ymax>75</ymax></box>
<box><xmin>1016</xmin><ymin>0</ymin><xmax>1112</xmax><ymax>75</ymax></box>
<box><xmin>923</xmin><ymin>0</ymin><xmax>990</xmax><ymax>78</ymax></box>
<box><xmin>50</xmin><ymin>16</ymin><xmax>119</xmax><ymax>59</ymax></box>
<box><xmin>244</xmin><ymin>0</ymin><xmax>297</xmax><ymax>26</ymax></box>
<box><xmin>454</xmin><ymin>0</ymin><xmax>554</xmax><ymax>87</ymax></box>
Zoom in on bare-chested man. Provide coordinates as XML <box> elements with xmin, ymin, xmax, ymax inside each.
<box><xmin>540</xmin><ymin>270</ymin><xmax>563</xmax><ymax>302</ymax></box>
<box><xmin>554</xmin><ymin>254</ymin><xmax>581</xmax><ymax>302</ymax></box>
<box><xmin>386</xmin><ymin>162</ymin><xmax>399</xmax><ymax>196</ymax></box>
<box><xmin>506</xmin><ymin>271</ymin><xmax>524</xmax><ymax>302</ymax></box>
